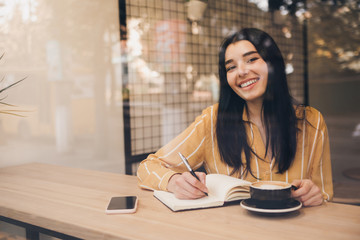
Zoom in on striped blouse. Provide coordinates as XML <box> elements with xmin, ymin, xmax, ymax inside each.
<box><xmin>137</xmin><ymin>104</ymin><xmax>333</xmax><ymax>201</ymax></box>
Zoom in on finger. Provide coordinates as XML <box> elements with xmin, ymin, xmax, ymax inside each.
<box><xmin>291</xmin><ymin>179</ymin><xmax>302</xmax><ymax>189</ymax></box>
<box><xmin>303</xmin><ymin>194</ymin><xmax>323</xmax><ymax>207</ymax></box>
<box><xmin>299</xmin><ymin>184</ymin><xmax>322</xmax><ymax>204</ymax></box>
<box><xmin>169</xmin><ymin>174</ymin><xmax>197</xmax><ymax>199</ymax></box>
<box><xmin>195</xmin><ymin>172</ymin><xmax>208</xmax><ymax>193</ymax></box>
<box><xmin>290</xmin><ymin>180</ymin><xmax>301</xmax><ymax>195</ymax></box>
<box><xmin>291</xmin><ymin>180</ymin><xmax>312</xmax><ymax>198</ymax></box>
<box><xmin>291</xmin><ymin>179</ymin><xmax>322</xmax><ymax>206</ymax></box>
<box><xmin>178</xmin><ymin>173</ymin><xmax>207</xmax><ymax>198</ymax></box>
<box><xmin>195</xmin><ymin>172</ymin><xmax>206</xmax><ymax>185</ymax></box>
<box><xmin>168</xmin><ymin>173</ymin><xmax>206</xmax><ymax>199</ymax></box>
<box><xmin>173</xmin><ymin>181</ymin><xmax>204</xmax><ymax>199</ymax></box>
<box><xmin>180</xmin><ymin>182</ymin><xmax>206</xmax><ymax>199</ymax></box>
<box><xmin>183</xmin><ymin>172</ymin><xmax>208</xmax><ymax>194</ymax></box>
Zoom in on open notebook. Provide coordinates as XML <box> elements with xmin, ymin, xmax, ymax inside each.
<box><xmin>154</xmin><ymin>174</ymin><xmax>251</xmax><ymax>211</ymax></box>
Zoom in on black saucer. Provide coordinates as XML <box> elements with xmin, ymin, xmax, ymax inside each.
<box><xmin>240</xmin><ymin>198</ymin><xmax>302</xmax><ymax>213</ymax></box>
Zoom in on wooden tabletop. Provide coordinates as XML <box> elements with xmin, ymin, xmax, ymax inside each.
<box><xmin>0</xmin><ymin>163</ymin><xmax>359</xmax><ymax>240</ymax></box>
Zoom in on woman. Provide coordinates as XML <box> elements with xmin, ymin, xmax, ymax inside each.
<box><xmin>137</xmin><ymin>28</ymin><xmax>333</xmax><ymax>207</ymax></box>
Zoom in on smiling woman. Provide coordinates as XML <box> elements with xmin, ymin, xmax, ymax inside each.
<box><xmin>217</xmin><ymin>28</ymin><xmax>296</xmax><ymax>178</ymax></box>
<box><xmin>137</xmin><ymin>28</ymin><xmax>333</xmax><ymax>207</ymax></box>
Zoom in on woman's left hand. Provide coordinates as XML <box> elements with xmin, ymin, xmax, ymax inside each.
<box><xmin>291</xmin><ymin>179</ymin><xmax>323</xmax><ymax>207</ymax></box>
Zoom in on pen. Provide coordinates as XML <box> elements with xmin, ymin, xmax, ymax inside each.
<box><xmin>178</xmin><ymin>152</ymin><xmax>208</xmax><ymax>196</ymax></box>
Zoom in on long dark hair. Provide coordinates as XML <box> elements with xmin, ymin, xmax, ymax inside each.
<box><xmin>216</xmin><ymin>28</ymin><xmax>298</xmax><ymax>177</ymax></box>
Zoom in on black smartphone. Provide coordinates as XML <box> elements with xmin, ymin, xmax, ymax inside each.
<box><xmin>105</xmin><ymin>196</ymin><xmax>138</xmax><ymax>214</ymax></box>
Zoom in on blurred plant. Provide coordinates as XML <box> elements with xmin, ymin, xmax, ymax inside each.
<box><xmin>307</xmin><ymin>0</ymin><xmax>360</xmax><ymax>76</ymax></box>
<box><xmin>0</xmin><ymin>53</ymin><xmax>26</xmax><ymax>117</ymax></box>
<box><xmin>268</xmin><ymin>0</ymin><xmax>360</xmax><ymax>76</ymax></box>
<box><xmin>268</xmin><ymin>0</ymin><xmax>306</xmax><ymax>15</ymax></box>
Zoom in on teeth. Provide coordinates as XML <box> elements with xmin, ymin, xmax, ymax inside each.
<box><xmin>241</xmin><ymin>79</ymin><xmax>258</xmax><ymax>88</ymax></box>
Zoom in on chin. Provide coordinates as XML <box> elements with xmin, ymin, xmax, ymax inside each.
<box><xmin>241</xmin><ymin>95</ymin><xmax>262</xmax><ymax>102</ymax></box>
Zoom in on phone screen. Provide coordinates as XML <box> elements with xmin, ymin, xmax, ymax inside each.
<box><xmin>107</xmin><ymin>196</ymin><xmax>137</xmax><ymax>211</ymax></box>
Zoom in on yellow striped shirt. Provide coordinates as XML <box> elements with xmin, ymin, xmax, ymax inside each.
<box><xmin>137</xmin><ymin>104</ymin><xmax>333</xmax><ymax>201</ymax></box>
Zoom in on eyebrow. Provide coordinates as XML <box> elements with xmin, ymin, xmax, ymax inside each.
<box><xmin>225</xmin><ymin>51</ymin><xmax>258</xmax><ymax>65</ymax></box>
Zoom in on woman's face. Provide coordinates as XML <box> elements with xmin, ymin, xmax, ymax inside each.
<box><xmin>225</xmin><ymin>40</ymin><xmax>268</xmax><ymax>104</ymax></box>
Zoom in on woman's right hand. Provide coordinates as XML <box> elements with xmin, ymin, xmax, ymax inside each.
<box><xmin>167</xmin><ymin>172</ymin><xmax>208</xmax><ymax>199</ymax></box>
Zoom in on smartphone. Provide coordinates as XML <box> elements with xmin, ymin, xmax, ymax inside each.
<box><xmin>105</xmin><ymin>196</ymin><xmax>138</xmax><ymax>214</ymax></box>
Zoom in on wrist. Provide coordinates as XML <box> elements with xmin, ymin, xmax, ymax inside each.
<box><xmin>166</xmin><ymin>173</ymin><xmax>181</xmax><ymax>192</ymax></box>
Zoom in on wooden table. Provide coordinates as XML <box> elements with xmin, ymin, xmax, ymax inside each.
<box><xmin>0</xmin><ymin>163</ymin><xmax>359</xmax><ymax>240</ymax></box>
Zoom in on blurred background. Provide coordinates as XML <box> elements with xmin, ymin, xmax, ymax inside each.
<box><xmin>0</xmin><ymin>0</ymin><xmax>359</xmax><ymax>238</ymax></box>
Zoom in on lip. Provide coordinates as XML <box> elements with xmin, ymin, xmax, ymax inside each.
<box><xmin>239</xmin><ymin>77</ymin><xmax>259</xmax><ymax>88</ymax></box>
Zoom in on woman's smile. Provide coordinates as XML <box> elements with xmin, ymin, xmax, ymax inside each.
<box><xmin>239</xmin><ymin>77</ymin><xmax>259</xmax><ymax>88</ymax></box>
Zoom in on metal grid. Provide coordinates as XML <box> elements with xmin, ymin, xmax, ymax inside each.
<box><xmin>121</xmin><ymin>0</ymin><xmax>305</xmax><ymax>173</ymax></box>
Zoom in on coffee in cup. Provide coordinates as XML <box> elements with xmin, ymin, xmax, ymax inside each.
<box><xmin>250</xmin><ymin>181</ymin><xmax>292</xmax><ymax>203</ymax></box>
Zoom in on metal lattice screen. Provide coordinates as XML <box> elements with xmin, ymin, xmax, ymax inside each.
<box><xmin>120</xmin><ymin>0</ymin><xmax>305</xmax><ymax>174</ymax></box>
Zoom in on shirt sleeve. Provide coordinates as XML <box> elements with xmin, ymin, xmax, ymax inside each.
<box><xmin>308</xmin><ymin>111</ymin><xmax>334</xmax><ymax>201</ymax></box>
<box><xmin>136</xmin><ymin>107</ymin><xmax>211</xmax><ymax>191</ymax></box>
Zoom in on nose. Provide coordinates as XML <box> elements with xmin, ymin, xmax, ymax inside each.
<box><xmin>237</xmin><ymin>64</ymin><xmax>249</xmax><ymax>77</ymax></box>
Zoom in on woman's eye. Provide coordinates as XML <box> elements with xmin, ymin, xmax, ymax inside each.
<box><xmin>226</xmin><ymin>66</ymin><xmax>235</xmax><ymax>72</ymax></box>
<box><xmin>247</xmin><ymin>57</ymin><xmax>259</xmax><ymax>63</ymax></box>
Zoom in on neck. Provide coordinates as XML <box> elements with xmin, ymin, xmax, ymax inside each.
<box><xmin>246</xmin><ymin>99</ymin><xmax>263</xmax><ymax>123</ymax></box>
